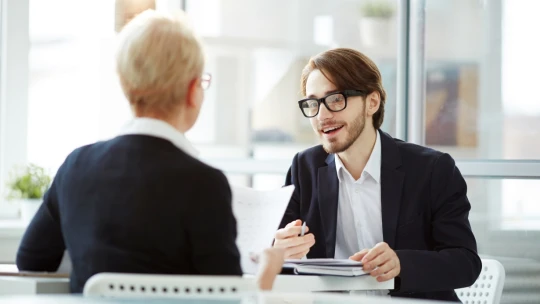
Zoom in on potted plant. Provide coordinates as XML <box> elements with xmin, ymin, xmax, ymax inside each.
<box><xmin>6</xmin><ymin>164</ymin><xmax>51</xmax><ymax>223</ymax></box>
<box><xmin>358</xmin><ymin>1</ymin><xmax>395</xmax><ymax>47</ymax></box>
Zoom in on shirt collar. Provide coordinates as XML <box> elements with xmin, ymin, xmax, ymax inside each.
<box><xmin>335</xmin><ymin>130</ymin><xmax>381</xmax><ymax>183</ymax></box>
<box><xmin>117</xmin><ymin>118</ymin><xmax>199</xmax><ymax>158</ymax></box>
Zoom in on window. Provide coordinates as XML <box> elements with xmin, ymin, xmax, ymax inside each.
<box><xmin>0</xmin><ymin>0</ymin><xmax>31</xmax><ymax>218</ymax></box>
<box><xmin>27</xmin><ymin>0</ymin><xmax>129</xmax><ymax>170</ymax></box>
<box><xmin>423</xmin><ymin>0</ymin><xmax>540</xmax><ymax>230</ymax></box>
<box><xmin>425</xmin><ymin>0</ymin><xmax>540</xmax><ymax>159</ymax></box>
<box><xmin>466</xmin><ymin>177</ymin><xmax>540</xmax><ymax>301</ymax></box>
<box><xmin>185</xmin><ymin>0</ymin><xmax>400</xmax><ymax>173</ymax></box>
<box><xmin>423</xmin><ymin>2</ymin><xmax>540</xmax><ymax>300</ymax></box>
<box><xmin>0</xmin><ymin>0</ymin><xmax>164</xmax><ymax>217</ymax></box>
<box><xmin>467</xmin><ymin>178</ymin><xmax>540</xmax><ymax>231</ymax></box>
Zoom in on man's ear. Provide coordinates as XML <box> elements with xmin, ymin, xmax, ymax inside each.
<box><xmin>367</xmin><ymin>92</ymin><xmax>381</xmax><ymax>116</ymax></box>
<box><xmin>185</xmin><ymin>77</ymin><xmax>199</xmax><ymax>108</ymax></box>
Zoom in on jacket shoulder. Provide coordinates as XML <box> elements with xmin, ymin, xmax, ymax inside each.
<box><xmin>294</xmin><ymin>145</ymin><xmax>328</xmax><ymax>167</ymax></box>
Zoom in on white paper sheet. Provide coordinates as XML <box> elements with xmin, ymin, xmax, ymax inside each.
<box><xmin>231</xmin><ymin>185</ymin><xmax>295</xmax><ymax>274</ymax></box>
<box><xmin>284</xmin><ymin>258</ymin><xmax>363</xmax><ymax>266</ymax></box>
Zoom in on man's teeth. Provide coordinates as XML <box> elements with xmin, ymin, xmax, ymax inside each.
<box><xmin>323</xmin><ymin>126</ymin><xmax>341</xmax><ymax>133</ymax></box>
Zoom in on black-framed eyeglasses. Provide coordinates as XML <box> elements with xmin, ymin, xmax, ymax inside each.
<box><xmin>201</xmin><ymin>73</ymin><xmax>212</xmax><ymax>90</ymax></box>
<box><xmin>297</xmin><ymin>90</ymin><xmax>365</xmax><ymax>118</ymax></box>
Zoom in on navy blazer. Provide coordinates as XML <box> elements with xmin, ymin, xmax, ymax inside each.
<box><xmin>17</xmin><ymin>135</ymin><xmax>242</xmax><ymax>293</ymax></box>
<box><xmin>279</xmin><ymin>130</ymin><xmax>481</xmax><ymax>302</ymax></box>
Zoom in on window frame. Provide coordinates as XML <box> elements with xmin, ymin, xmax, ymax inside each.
<box><xmin>0</xmin><ymin>0</ymin><xmax>30</xmax><ymax>218</ymax></box>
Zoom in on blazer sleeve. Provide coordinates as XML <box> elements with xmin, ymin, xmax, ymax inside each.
<box><xmin>184</xmin><ymin>168</ymin><xmax>242</xmax><ymax>275</ymax></box>
<box><xmin>395</xmin><ymin>153</ymin><xmax>482</xmax><ymax>293</ymax></box>
<box><xmin>16</xmin><ymin>172</ymin><xmax>66</xmax><ymax>272</ymax></box>
<box><xmin>278</xmin><ymin>153</ymin><xmax>301</xmax><ymax>229</ymax></box>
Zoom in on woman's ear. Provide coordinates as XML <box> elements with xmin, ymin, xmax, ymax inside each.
<box><xmin>185</xmin><ymin>77</ymin><xmax>200</xmax><ymax>108</ymax></box>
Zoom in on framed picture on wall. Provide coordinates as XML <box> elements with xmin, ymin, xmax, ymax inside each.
<box><xmin>425</xmin><ymin>63</ymin><xmax>479</xmax><ymax>148</ymax></box>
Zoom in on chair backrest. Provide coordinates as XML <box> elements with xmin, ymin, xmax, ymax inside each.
<box><xmin>83</xmin><ymin>273</ymin><xmax>257</xmax><ymax>298</ymax></box>
<box><xmin>456</xmin><ymin>259</ymin><xmax>505</xmax><ymax>304</ymax></box>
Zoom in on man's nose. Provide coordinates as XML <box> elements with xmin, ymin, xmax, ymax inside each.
<box><xmin>317</xmin><ymin>103</ymin><xmax>333</xmax><ymax>121</ymax></box>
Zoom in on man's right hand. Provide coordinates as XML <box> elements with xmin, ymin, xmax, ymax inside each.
<box><xmin>273</xmin><ymin>220</ymin><xmax>315</xmax><ymax>259</ymax></box>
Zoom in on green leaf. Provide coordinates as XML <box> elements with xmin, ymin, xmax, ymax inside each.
<box><xmin>360</xmin><ymin>1</ymin><xmax>394</xmax><ymax>19</ymax></box>
<box><xmin>5</xmin><ymin>164</ymin><xmax>51</xmax><ymax>200</ymax></box>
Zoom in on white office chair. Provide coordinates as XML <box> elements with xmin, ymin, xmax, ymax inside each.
<box><xmin>456</xmin><ymin>259</ymin><xmax>505</xmax><ymax>304</ymax></box>
<box><xmin>83</xmin><ymin>273</ymin><xmax>257</xmax><ymax>298</ymax></box>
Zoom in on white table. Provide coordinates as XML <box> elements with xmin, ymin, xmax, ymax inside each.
<box><xmin>1</xmin><ymin>262</ymin><xmax>71</xmax><ymax>295</ymax></box>
<box><xmin>0</xmin><ymin>274</ymin><xmax>393</xmax><ymax>296</ymax></box>
<box><xmin>0</xmin><ymin>292</ymin><xmax>436</xmax><ymax>304</ymax></box>
<box><xmin>252</xmin><ymin>274</ymin><xmax>394</xmax><ymax>292</ymax></box>
<box><xmin>0</xmin><ymin>276</ymin><xmax>69</xmax><ymax>295</ymax></box>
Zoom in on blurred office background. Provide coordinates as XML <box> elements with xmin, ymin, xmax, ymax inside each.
<box><xmin>0</xmin><ymin>0</ymin><xmax>539</xmax><ymax>302</ymax></box>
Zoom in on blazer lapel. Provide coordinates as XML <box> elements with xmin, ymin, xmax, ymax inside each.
<box><xmin>379</xmin><ymin>131</ymin><xmax>405</xmax><ymax>249</ymax></box>
<box><xmin>318</xmin><ymin>154</ymin><xmax>339</xmax><ymax>258</ymax></box>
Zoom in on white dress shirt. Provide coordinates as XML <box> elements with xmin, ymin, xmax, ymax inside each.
<box><xmin>118</xmin><ymin>118</ymin><xmax>198</xmax><ymax>158</ymax></box>
<box><xmin>334</xmin><ymin>131</ymin><xmax>387</xmax><ymax>296</ymax></box>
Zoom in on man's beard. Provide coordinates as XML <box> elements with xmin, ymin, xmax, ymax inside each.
<box><xmin>322</xmin><ymin>114</ymin><xmax>365</xmax><ymax>154</ymax></box>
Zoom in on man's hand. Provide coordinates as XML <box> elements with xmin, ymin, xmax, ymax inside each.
<box><xmin>273</xmin><ymin>220</ymin><xmax>315</xmax><ymax>259</ymax></box>
<box><xmin>350</xmin><ymin>242</ymin><xmax>400</xmax><ymax>282</ymax></box>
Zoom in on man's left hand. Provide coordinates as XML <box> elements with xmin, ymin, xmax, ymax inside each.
<box><xmin>349</xmin><ymin>242</ymin><xmax>400</xmax><ymax>282</ymax></box>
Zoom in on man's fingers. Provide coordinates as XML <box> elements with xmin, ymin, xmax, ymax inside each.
<box><xmin>288</xmin><ymin>249</ymin><xmax>310</xmax><ymax>260</ymax></box>
<box><xmin>349</xmin><ymin>249</ymin><xmax>369</xmax><ymax>261</ymax></box>
<box><xmin>285</xmin><ymin>244</ymin><xmax>312</xmax><ymax>257</ymax></box>
<box><xmin>277</xmin><ymin>234</ymin><xmax>314</xmax><ymax>249</ymax></box>
<box><xmin>285</xmin><ymin>220</ymin><xmax>302</xmax><ymax>228</ymax></box>
<box><xmin>369</xmin><ymin>258</ymin><xmax>396</xmax><ymax>277</ymax></box>
<box><xmin>275</xmin><ymin>225</ymin><xmax>310</xmax><ymax>239</ymax></box>
<box><xmin>274</xmin><ymin>234</ymin><xmax>314</xmax><ymax>250</ymax></box>
<box><xmin>376</xmin><ymin>268</ymin><xmax>400</xmax><ymax>282</ymax></box>
<box><xmin>275</xmin><ymin>227</ymin><xmax>297</xmax><ymax>239</ymax></box>
<box><xmin>363</xmin><ymin>251</ymin><xmax>392</xmax><ymax>272</ymax></box>
<box><xmin>361</xmin><ymin>242</ymin><xmax>389</xmax><ymax>263</ymax></box>
<box><xmin>285</xmin><ymin>240</ymin><xmax>315</xmax><ymax>258</ymax></box>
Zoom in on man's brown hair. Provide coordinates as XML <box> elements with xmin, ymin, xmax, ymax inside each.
<box><xmin>300</xmin><ymin>48</ymin><xmax>386</xmax><ymax>129</ymax></box>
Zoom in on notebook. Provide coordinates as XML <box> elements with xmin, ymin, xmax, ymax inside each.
<box><xmin>283</xmin><ymin>258</ymin><xmax>367</xmax><ymax>277</ymax></box>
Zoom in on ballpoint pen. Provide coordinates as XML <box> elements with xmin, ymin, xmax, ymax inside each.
<box><xmin>300</xmin><ymin>221</ymin><xmax>307</xmax><ymax>236</ymax></box>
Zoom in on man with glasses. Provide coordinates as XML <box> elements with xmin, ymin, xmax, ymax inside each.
<box><xmin>273</xmin><ymin>48</ymin><xmax>481</xmax><ymax>301</ymax></box>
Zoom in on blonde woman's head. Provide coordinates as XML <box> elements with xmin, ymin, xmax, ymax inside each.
<box><xmin>116</xmin><ymin>9</ymin><xmax>206</xmax><ymax>131</ymax></box>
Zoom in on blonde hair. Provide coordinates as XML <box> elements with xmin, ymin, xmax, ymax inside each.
<box><xmin>116</xmin><ymin>9</ymin><xmax>204</xmax><ymax>117</ymax></box>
